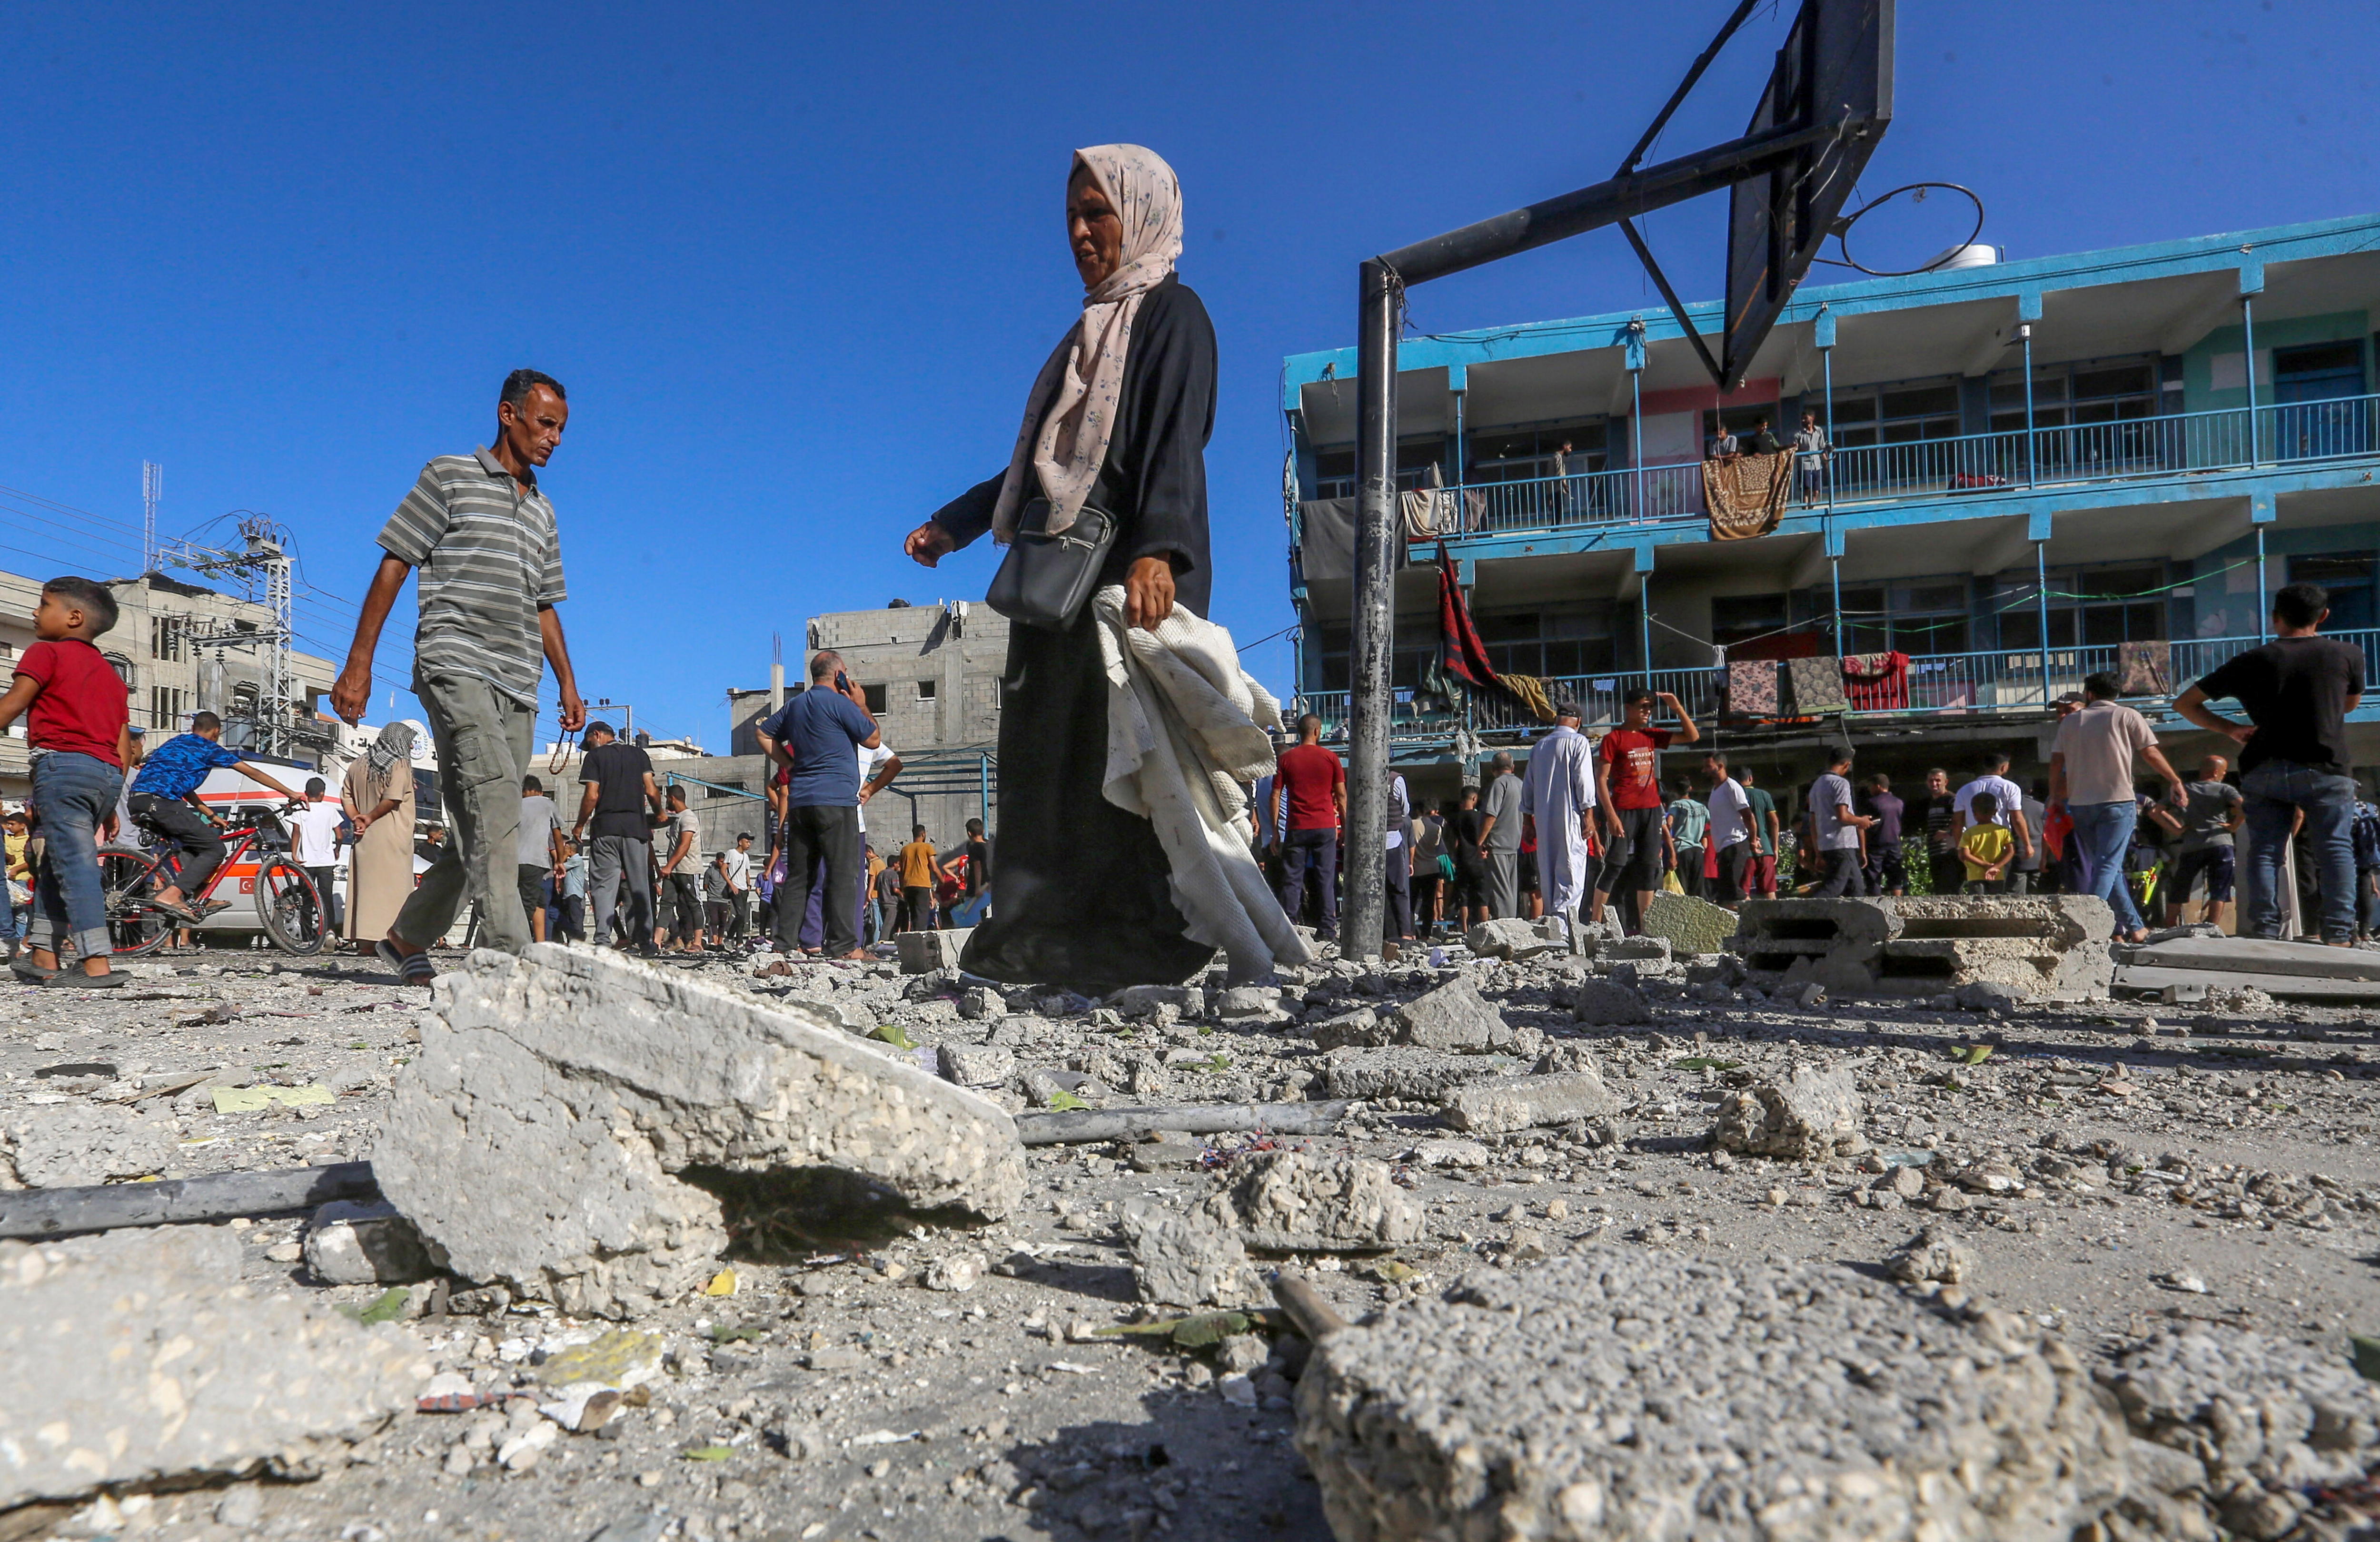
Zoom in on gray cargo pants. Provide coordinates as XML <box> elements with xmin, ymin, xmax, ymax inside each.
<box><xmin>394</xmin><ymin>670</ymin><xmax>536</xmax><ymax>955</ymax></box>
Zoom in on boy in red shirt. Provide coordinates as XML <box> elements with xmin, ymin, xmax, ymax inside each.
<box><xmin>1592</xmin><ymin>686</ymin><xmax>1700</xmax><ymax>931</ymax></box>
<box><xmin>1271</xmin><ymin>713</ymin><xmax>1348</xmax><ymax>941</ymax></box>
<box><xmin>0</xmin><ymin>577</ymin><xmax>133</xmax><ymax>985</ymax></box>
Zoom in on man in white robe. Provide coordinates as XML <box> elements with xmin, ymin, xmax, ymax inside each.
<box><xmin>1520</xmin><ymin>702</ymin><xmax>1599</xmax><ymax>950</ymax></box>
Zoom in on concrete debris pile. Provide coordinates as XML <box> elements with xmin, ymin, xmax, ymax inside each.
<box><xmin>1298</xmin><ymin>1245</ymin><xmax>2380</xmax><ymax>1542</ymax></box>
<box><xmin>1297</xmin><ymin>1247</ymin><xmax>2147</xmax><ymax>1542</ymax></box>
<box><xmin>1732</xmin><ymin>894</ymin><xmax>2116</xmax><ymax>1001</ymax></box>
<box><xmin>1710</xmin><ymin>1062</ymin><xmax>1865</xmax><ymax>1160</ymax></box>
<box><xmin>1</xmin><ymin>1102</ymin><xmax>176</xmax><ymax>1188</ymax></box>
<box><xmin>0</xmin><ymin>1226</ymin><xmax>425</xmax><ymax>1512</ymax></box>
<box><xmin>2114</xmin><ymin>933</ymin><xmax>2380</xmax><ymax>1004</ymax></box>
<box><xmin>1126</xmin><ymin>1151</ymin><xmax>1422</xmax><ymax>1307</ymax></box>
<box><xmin>374</xmin><ymin>943</ymin><xmax>1026</xmax><ymax>1317</ymax></box>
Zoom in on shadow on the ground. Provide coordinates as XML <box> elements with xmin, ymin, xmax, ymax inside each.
<box><xmin>1001</xmin><ymin>1392</ymin><xmax>1320</xmax><ymax>1542</ymax></box>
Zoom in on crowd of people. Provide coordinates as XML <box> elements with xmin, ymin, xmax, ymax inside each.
<box><xmin>1226</xmin><ymin>581</ymin><xmax>2374</xmax><ymax>955</ymax></box>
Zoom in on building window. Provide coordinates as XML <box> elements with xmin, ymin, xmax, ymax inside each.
<box><xmin>1313</xmin><ymin>625</ymin><xmax>1437</xmax><ymax>693</ymax></box>
<box><xmin>2291</xmin><ymin>553</ymin><xmax>2374</xmax><ymax>632</ymax></box>
<box><xmin>1829</xmin><ymin>377</ymin><xmax>1962</xmax><ymax>448</ymax></box>
<box><xmin>1473</xmin><ymin>608</ymin><xmax>1617</xmax><ymax>679</ymax></box>
<box><xmin>1992</xmin><ymin>564</ymin><xmax>2167</xmax><ymax>650</ymax></box>
<box><xmin>862</xmin><ymin>683</ymin><xmax>888</xmax><ymax>715</ymax></box>
<box><xmin>150</xmin><ymin>616</ymin><xmax>183</xmax><ymax>662</ymax></box>
<box><xmin>1466</xmin><ymin>422</ymin><xmax>1608</xmax><ymax>484</ymax></box>
<box><xmin>1832</xmin><ymin>581</ymin><xmax>1973</xmax><ymax>656</ymax></box>
<box><xmin>917</xmin><ymin>680</ymin><xmax>937</xmax><ymax>702</ymax></box>
<box><xmin>149</xmin><ymin>686</ymin><xmax>187</xmax><ymax>731</ymax></box>
<box><xmin>1311</xmin><ymin>438</ymin><xmax>1448</xmax><ymax>499</ymax></box>
<box><xmin>1988</xmin><ymin>358</ymin><xmax>2156</xmax><ymax>432</ymax></box>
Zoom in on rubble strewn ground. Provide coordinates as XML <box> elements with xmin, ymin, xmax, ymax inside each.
<box><xmin>10</xmin><ymin>901</ymin><xmax>2380</xmax><ymax>1541</ymax></box>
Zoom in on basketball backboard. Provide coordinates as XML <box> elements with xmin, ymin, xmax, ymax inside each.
<box><xmin>1721</xmin><ymin>0</ymin><xmax>1895</xmax><ymax>386</ymax></box>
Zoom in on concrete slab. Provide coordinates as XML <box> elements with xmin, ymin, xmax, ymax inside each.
<box><xmin>2113</xmin><ymin>963</ymin><xmax>2380</xmax><ymax>1003</ymax></box>
<box><xmin>376</xmin><ymin>944</ymin><xmax>1026</xmax><ymax>1318</ymax></box>
<box><xmin>2125</xmin><ymin>934</ymin><xmax>2380</xmax><ymax>982</ymax></box>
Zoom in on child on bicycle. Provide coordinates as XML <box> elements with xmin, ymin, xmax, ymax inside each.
<box><xmin>126</xmin><ymin>710</ymin><xmax>305</xmax><ymax>924</ymax></box>
<box><xmin>0</xmin><ymin>577</ymin><xmax>132</xmax><ymax>986</ymax></box>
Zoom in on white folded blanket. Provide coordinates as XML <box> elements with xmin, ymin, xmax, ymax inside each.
<box><xmin>1091</xmin><ymin>586</ymin><xmax>1313</xmax><ymax>984</ymax></box>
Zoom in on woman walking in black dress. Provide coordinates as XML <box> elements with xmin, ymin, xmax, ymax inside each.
<box><xmin>901</xmin><ymin>145</ymin><xmax>1217</xmax><ymax>992</ymax></box>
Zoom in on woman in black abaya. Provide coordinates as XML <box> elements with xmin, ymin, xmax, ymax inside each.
<box><xmin>901</xmin><ymin>144</ymin><xmax>1216</xmax><ymax>992</ymax></box>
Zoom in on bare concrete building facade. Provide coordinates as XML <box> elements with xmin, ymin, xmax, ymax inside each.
<box><xmin>725</xmin><ymin>600</ymin><xmax>1008</xmax><ymax>852</ymax></box>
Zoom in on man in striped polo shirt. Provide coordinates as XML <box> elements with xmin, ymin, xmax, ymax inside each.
<box><xmin>331</xmin><ymin>369</ymin><xmax>587</xmax><ymax>983</ymax></box>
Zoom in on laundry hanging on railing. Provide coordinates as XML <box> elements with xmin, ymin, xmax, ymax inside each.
<box><xmin>1842</xmin><ymin>650</ymin><xmax>1910</xmax><ymax>712</ymax></box>
<box><xmin>1725</xmin><ymin>659</ymin><xmax>1780</xmax><ymax>716</ymax></box>
<box><xmin>1786</xmin><ymin>654</ymin><xmax>1848</xmax><ymax>713</ymax></box>
<box><xmin>1294</xmin><ymin>489</ymin><xmax>1483</xmax><ymax>583</ymax></box>
<box><xmin>1434</xmin><ymin>547</ymin><xmax>1556</xmax><ymax>725</ymax></box>
<box><xmin>1701</xmin><ymin>451</ymin><xmax>1794</xmax><ymax>541</ymax></box>
<box><xmin>2117</xmin><ymin>639</ymin><xmax>2172</xmax><ymax>696</ymax></box>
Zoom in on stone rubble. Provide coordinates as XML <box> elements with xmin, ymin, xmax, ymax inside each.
<box><xmin>8</xmin><ymin>896</ymin><xmax>2380</xmax><ymax>1539</ymax></box>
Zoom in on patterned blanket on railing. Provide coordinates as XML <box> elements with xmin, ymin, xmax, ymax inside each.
<box><xmin>2117</xmin><ymin>639</ymin><xmax>2172</xmax><ymax>696</ymax></box>
<box><xmin>1703</xmin><ymin>451</ymin><xmax>1794</xmax><ymax>540</ymax></box>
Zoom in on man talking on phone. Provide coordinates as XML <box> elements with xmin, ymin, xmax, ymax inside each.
<box><xmin>757</xmin><ymin>650</ymin><xmax>882</xmax><ymax>960</ymax></box>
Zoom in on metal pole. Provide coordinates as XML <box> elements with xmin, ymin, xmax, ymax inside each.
<box><xmin>2257</xmin><ymin>526</ymin><xmax>2269</xmax><ymax>643</ymax></box>
<box><xmin>1639</xmin><ymin>576</ymin><xmax>1654</xmax><ymax>691</ymax></box>
<box><xmin>2241</xmin><ymin>295</ymin><xmax>2260</xmax><ymax>465</ymax></box>
<box><xmin>1344</xmin><ymin>258</ymin><xmax>1400</xmax><ymax>959</ymax></box>
<box><xmin>980</xmin><ymin>754</ymin><xmax>990</xmax><ymax>827</ymax></box>
<box><xmin>2036</xmin><ymin>539</ymin><xmax>2051</xmax><ymax>707</ymax></box>
<box><xmin>1630</xmin><ymin>343</ymin><xmax>1646</xmax><ymax>521</ymax></box>
<box><xmin>2020</xmin><ymin>324</ymin><xmax>2037</xmax><ymax>488</ymax></box>
<box><xmin>1830</xmin><ymin>556</ymin><xmax>1843</xmax><ymax>659</ymax></box>
<box><xmin>1821</xmin><ymin>340</ymin><xmax>1835</xmax><ymax>513</ymax></box>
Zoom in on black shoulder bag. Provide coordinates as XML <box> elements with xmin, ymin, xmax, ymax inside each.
<box><xmin>984</xmin><ymin>497</ymin><xmax>1117</xmax><ymax>633</ymax></box>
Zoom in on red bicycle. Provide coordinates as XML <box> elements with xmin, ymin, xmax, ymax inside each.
<box><xmin>99</xmin><ymin>801</ymin><xmax>328</xmax><ymax>958</ymax></box>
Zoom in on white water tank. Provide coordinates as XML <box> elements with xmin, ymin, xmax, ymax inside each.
<box><xmin>1926</xmin><ymin>242</ymin><xmax>2002</xmax><ymax>271</ymax></box>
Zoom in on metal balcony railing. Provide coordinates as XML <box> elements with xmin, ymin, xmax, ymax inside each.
<box><xmin>1293</xmin><ymin>626</ymin><xmax>2380</xmax><ymax>744</ymax></box>
<box><xmin>1413</xmin><ymin>393</ymin><xmax>2380</xmax><ymax>539</ymax></box>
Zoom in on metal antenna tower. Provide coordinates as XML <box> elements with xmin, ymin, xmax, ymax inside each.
<box><xmin>141</xmin><ymin>462</ymin><xmax>162</xmax><ymax>574</ymax></box>
<box><xmin>158</xmin><ymin>516</ymin><xmax>300</xmax><ymax>757</ymax></box>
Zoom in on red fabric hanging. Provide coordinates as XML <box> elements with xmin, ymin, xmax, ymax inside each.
<box><xmin>1437</xmin><ymin>547</ymin><xmax>1501</xmax><ymax>688</ymax></box>
<box><xmin>1841</xmin><ymin>650</ymin><xmax>1909</xmax><ymax>712</ymax></box>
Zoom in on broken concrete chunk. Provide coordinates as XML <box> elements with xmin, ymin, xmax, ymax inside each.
<box><xmin>1408</xmin><ymin>1138</ymin><xmax>1491</xmax><ymax>1169</ymax></box>
<box><xmin>374</xmin><ymin>944</ymin><xmax>1026</xmax><ymax>1318</ymax></box>
<box><xmin>1213</xmin><ymin>985</ymin><xmax>1284</xmax><ymax>1020</ymax></box>
<box><xmin>1205</xmin><ymin>1151</ymin><xmax>1420</xmax><ymax>1252</ymax></box>
<box><xmin>1465</xmin><ymin>918</ymin><xmax>1562</xmax><ymax>961</ymax></box>
<box><xmin>1711</xmin><ymin>1063</ymin><xmax>1864</xmax><ymax>1160</ymax></box>
<box><xmin>1570</xmin><ymin>978</ymin><xmax>1652</xmax><ymax>1026</ymax></box>
<box><xmin>937</xmin><ymin>1043</ymin><xmax>1015</xmax><ymax>1089</ymax></box>
<box><xmin>1637</xmin><ymin>891</ymin><xmax>1738</xmax><ymax>957</ymax></box>
<box><xmin>1307</xmin><ymin>1008</ymin><xmax>1386</xmax><ymax>1050</ymax></box>
<box><xmin>1295</xmin><ymin>1248</ymin><xmax>2144</xmax><ymax>1542</ymax></box>
<box><xmin>1122</xmin><ymin>1202</ymin><xmax>1262</xmax><ymax>1309</ymax></box>
<box><xmin>2</xmin><ymin>1104</ymin><xmax>175</xmax><ymax>1188</ymax></box>
<box><xmin>1444</xmin><ymin>1070</ymin><xmax>1618</xmax><ymax>1135</ymax></box>
<box><xmin>1885</xmin><ymin>1226</ymin><xmax>1976</xmax><ymax>1285</ymax></box>
<box><xmin>0</xmin><ymin>1227</ymin><xmax>424</xmax><ymax>1512</ymax></box>
<box><xmin>895</xmin><ymin>929</ymin><xmax>972</xmax><ymax>974</ymax></box>
<box><xmin>302</xmin><ymin>1198</ymin><xmax>435</xmax><ymax>1286</ymax></box>
<box><xmin>1317</xmin><ymin>1047</ymin><xmax>1515</xmax><ymax>1102</ymax></box>
<box><xmin>1393</xmin><ymin>976</ymin><xmax>1504</xmax><ymax>1051</ymax></box>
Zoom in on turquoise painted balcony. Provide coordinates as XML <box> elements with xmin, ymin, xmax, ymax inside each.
<box><xmin>1423</xmin><ymin>393</ymin><xmax>2380</xmax><ymax>540</ymax></box>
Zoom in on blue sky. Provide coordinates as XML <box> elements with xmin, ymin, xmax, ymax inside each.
<box><xmin>2</xmin><ymin>0</ymin><xmax>2373</xmax><ymax>749</ymax></box>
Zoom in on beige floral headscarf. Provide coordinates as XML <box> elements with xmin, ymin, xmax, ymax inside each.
<box><xmin>991</xmin><ymin>144</ymin><xmax>1185</xmax><ymax>542</ymax></box>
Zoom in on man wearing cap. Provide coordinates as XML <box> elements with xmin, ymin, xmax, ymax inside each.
<box><xmin>1520</xmin><ymin>701</ymin><xmax>1598</xmax><ymax>949</ymax></box>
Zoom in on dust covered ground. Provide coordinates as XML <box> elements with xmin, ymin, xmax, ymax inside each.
<box><xmin>9</xmin><ymin>929</ymin><xmax>2380</xmax><ymax>1542</ymax></box>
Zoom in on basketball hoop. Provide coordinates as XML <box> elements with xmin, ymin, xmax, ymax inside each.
<box><xmin>1823</xmin><ymin>181</ymin><xmax>1986</xmax><ymax>277</ymax></box>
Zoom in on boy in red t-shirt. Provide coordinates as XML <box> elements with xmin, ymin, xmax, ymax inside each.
<box><xmin>1591</xmin><ymin>686</ymin><xmax>1700</xmax><ymax>930</ymax></box>
<box><xmin>0</xmin><ymin>577</ymin><xmax>133</xmax><ymax>985</ymax></box>
<box><xmin>1271</xmin><ymin>713</ymin><xmax>1348</xmax><ymax>940</ymax></box>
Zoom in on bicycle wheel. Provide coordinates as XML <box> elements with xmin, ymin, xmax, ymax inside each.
<box><xmin>100</xmin><ymin>845</ymin><xmax>175</xmax><ymax>958</ymax></box>
<box><xmin>254</xmin><ymin>858</ymin><xmax>327</xmax><ymax>956</ymax></box>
